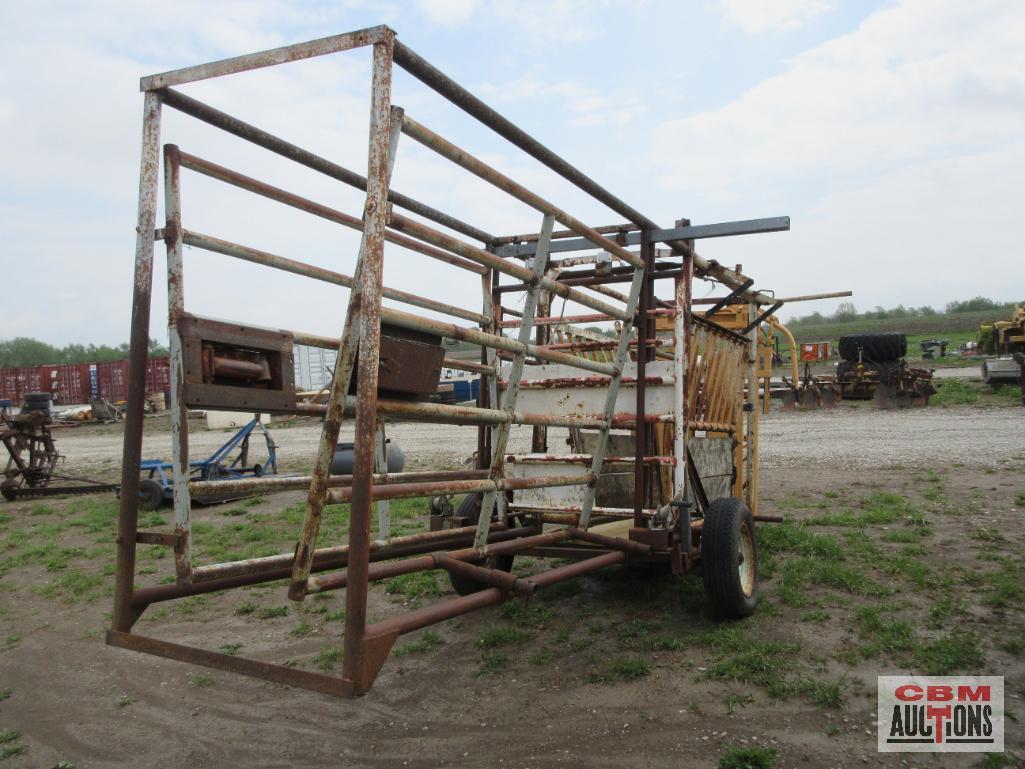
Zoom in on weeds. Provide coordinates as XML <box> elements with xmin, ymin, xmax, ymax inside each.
<box><xmin>718</xmin><ymin>743</ymin><xmax>777</xmax><ymax>769</ymax></box>
<box><xmin>191</xmin><ymin>673</ymin><xmax>214</xmax><ymax>687</ymax></box>
<box><xmin>913</xmin><ymin>629</ymin><xmax>984</xmax><ymax>675</ymax></box>
<box><xmin>589</xmin><ymin>656</ymin><xmax>651</xmax><ymax>683</ymax></box>
<box><xmin>395</xmin><ymin>631</ymin><xmax>443</xmax><ymax>657</ymax></box>
<box><xmin>315</xmin><ymin>647</ymin><xmax>342</xmax><ymax>671</ymax></box>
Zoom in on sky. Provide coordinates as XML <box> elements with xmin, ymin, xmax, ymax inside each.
<box><xmin>0</xmin><ymin>0</ymin><xmax>1022</xmax><ymax>347</ymax></box>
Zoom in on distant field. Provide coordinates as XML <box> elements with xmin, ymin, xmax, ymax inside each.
<box><xmin>783</xmin><ymin>307</ymin><xmax>1005</xmax><ymax>343</ymax></box>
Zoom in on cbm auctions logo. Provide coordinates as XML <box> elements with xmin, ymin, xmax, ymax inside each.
<box><xmin>878</xmin><ymin>676</ymin><xmax>1004</xmax><ymax>753</ymax></box>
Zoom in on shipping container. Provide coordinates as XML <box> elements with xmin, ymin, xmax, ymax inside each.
<box><xmin>0</xmin><ymin>357</ymin><xmax>170</xmax><ymax>405</ymax></box>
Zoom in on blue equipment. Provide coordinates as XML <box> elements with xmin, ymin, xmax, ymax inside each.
<box><xmin>138</xmin><ymin>418</ymin><xmax>277</xmax><ymax>510</ymax></box>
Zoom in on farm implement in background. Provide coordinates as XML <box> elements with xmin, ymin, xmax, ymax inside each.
<box><xmin>834</xmin><ymin>333</ymin><xmax>935</xmax><ymax>408</ymax></box>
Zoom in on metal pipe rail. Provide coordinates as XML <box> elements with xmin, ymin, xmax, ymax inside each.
<box><xmin>161</xmin><ymin>87</ymin><xmax>494</xmax><ymax>244</ymax></box>
<box><xmin>178</xmin><ymin>149</ymin><xmax>488</xmax><ymax>276</ymax></box>
<box><xmin>400</xmin><ymin>115</ymin><xmax>643</xmax><ymax>269</ymax></box>
<box><xmin>325</xmin><ymin>473</ymin><xmax>591</xmax><ymax>504</ymax></box>
<box><xmin>182</xmin><ymin>229</ymin><xmax>486</xmax><ymax>324</ymax></box>
<box><xmin>387</xmin><ymin>212</ymin><xmax>633</xmax><ymax>321</ymax></box>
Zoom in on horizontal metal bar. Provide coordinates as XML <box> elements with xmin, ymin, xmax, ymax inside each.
<box><xmin>178</xmin><ymin>150</ymin><xmax>487</xmax><ymax>276</ymax></box>
<box><xmin>388</xmin><ymin>213</ymin><xmax>633</xmax><ymax>321</ymax></box>
<box><xmin>181</xmin><ymin>229</ymin><xmax>487</xmax><ymax>324</ymax></box>
<box><xmin>294</xmin><ymin>396</ymin><xmax>610</xmax><ymax>429</ymax></box>
<box><xmin>497</xmin><ymin>308</ymin><xmax>674</xmax><ymax>328</ymax></box>
<box><xmin>380</xmin><ymin>306</ymin><xmax>618</xmax><ymax>375</ymax></box>
<box><xmin>505</xmin><ymin>454</ymin><xmax>675</xmax><ymax>466</ymax></box>
<box><xmin>325</xmin><ymin>474</ymin><xmax>592</xmax><ymax>505</ymax></box>
<box><xmin>161</xmin><ymin>88</ymin><xmax>495</xmax><ymax>244</ymax></box>
<box><xmin>141</xmin><ymin>26</ymin><xmax>388</xmax><ymax>91</ymax></box>
<box><xmin>291</xmin><ymin>329</ymin><xmax>492</xmax><ymax>375</ymax></box>
<box><xmin>492</xmin><ymin>222</ymin><xmax>638</xmax><ymax>245</ymax></box>
<box><xmin>493</xmin><ymin>217</ymin><xmax>791</xmax><ymax>258</ymax></box>
<box><xmin>189</xmin><ymin>469</ymin><xmax>489</xmax><ymax>497</ymax></box>
<box><xmin>401</xmin><ymin>114</ymin><xmax>643</xmax><ymax>269</ymax></box>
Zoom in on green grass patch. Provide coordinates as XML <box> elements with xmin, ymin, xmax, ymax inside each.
<box><xmin>217</xmin><ymin>643</ymin><xmax>242</xmax><ymax>656</ymax></box>
<box><xmin>477</xmin><ymin>626</ymin><xmax>530</xmax><ymax>649</ymax></box>
<box><xmin>854</xmin><ymin>605</ymin><xmax>915</xmax><ymax>658</ymax></box>
<box><xmin>777</xmin><ymin>557</ymin><xmax>884</xmax><ymax>607</ymax></box>
<box><xmin>931</xmin><ymin>379</ymin><xmax>980</xmax><ymax>406</ymax></box>
<box><xmin>384</xmin><ymin>571</ymin><xmax>445</xmax><ymax>602</ymax></box>
<box><xmin>315</xmin><ymin>646</ymin><xmax>342</xmax><ymax>671</ymax></box>
<box><xmin>256</xmin><ymin>605</ymin><xmax>288</xmax><ymax>619</ymax></box>
<box><xmin>718</xmin><ymin>742</ymin><xmax>777</xmax><ymax>769</ymax></box>
<box><xmin>588</xmin><ymin>656</ymin><xmax>651</xmax><ymax>684</ymax></box>
<box><xmin>191</xmin><ymin>673</ymin><xmax>214</xmax><ymax>687</ymax></box>
<box><xmin>913</xmin><ymin>629</ymin><xmax>985</xmax><ymax>675</ymax></box>
<box><xmin>394</xmin><ymin>631</ymin><xmax>443</xmax><ymax>656</ymax></box>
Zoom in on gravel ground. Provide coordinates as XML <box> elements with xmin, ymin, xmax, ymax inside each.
<box><xmin>55</xmin><ymin>402</ymin><xmax>1023</xmax><ymax>478</ymax></box>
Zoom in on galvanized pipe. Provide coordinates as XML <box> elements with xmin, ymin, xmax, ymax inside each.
<box><xmin>189</xmin><ymin>468</ymin><xmax>489</xmax><ymax>497</ymax></box>
<box><xmin>400</xmin><ymin>115</ymin><xmax>642</xmax><ymax>269</ymax></box>
<box><xmin>160</xmin><ymin>87</ymin><xmax>495</xmax><ymax>244</ymax></box>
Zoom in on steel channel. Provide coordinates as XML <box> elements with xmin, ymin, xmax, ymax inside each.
<box><xmin>400</xmin><ymin>115</ymin><xmax>642</xmax><ymax>269</ymax></box>
<box><xmin>162</xmin><ymin>145</ymin><xmax>192</xmax><ymax>584</ymax></box>
<box><xmin>492</xmin><ymin>221</ymin><xmax>637</xmax><ymax>245</ymax></box>
<box><xmin>160</xmin><ymin>87</ymin><xmax>494</xmax><ymax>244</ymax></box>
<box><xmin>181</xmin><ymin>229</ymin><xmax>485</xmax><ymax>325</ymax></box>
<box><xmin>140</xmin><ymin>26</ymin><xmax>388</xmax><ymax>90</ymax></box>
<box><xmin>379</xmin><ymin>306</ymin><xmax>616</xmax><ymax>376</ymax></box>
<box><xmin>112</xmin><ymin>91</ymin><xmax>162</xmax><ymax>633</ymax></box>
<box><xmin>475</xmin><ymin>214</ymin><xmax>554</xmax><ymax>549</ymax></box>
<box><xmin>492</xmin><ymin>217</ymin><xmax>792</xmax><ymax>258</ymax></box>
<box><xmin>387</xmin><ymin>212</ymin><xmax>632</xmax><ymax>322</ymax></box>
<box><xmin>340</xmin><ymin>39</ymin><xmax>394</xmax><ymax>688</ymax></box>
<box><xmin>577</xmin><ymin>262</ymin><xmax>646</xmax><ymax>529</ymax></box>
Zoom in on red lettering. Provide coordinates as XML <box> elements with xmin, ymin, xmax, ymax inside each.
<box><xmin>926</xmin><ymin>704</ymin><xmax>951</xmax><ymax>743</ymax></box>
<box><xmin>896</xmin><ymin>685</ymin><xmax>923</xmax><ymax>701</ymax></box>
<box><xmin>928</xmin><ymin>686</ymin><xmax>954</xmax><ymax>701</ymax></box>
<box><xmin>958</xmin><ymin>685</ymin><xmax>990</xmax><ymax>702</ymax></box>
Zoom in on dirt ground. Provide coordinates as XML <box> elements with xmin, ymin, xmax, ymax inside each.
<box><xmin>1</xmin><ymin>398</ymin><xmax>1023</xmax><ymax>768</ymax></box>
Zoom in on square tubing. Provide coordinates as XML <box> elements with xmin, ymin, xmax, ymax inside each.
<box><xmin>163</xmin><ymin>145</ymin><xmax>192</xmax><ymax>583</ymax></box>
<box><xmin>112</xmin><ymin>91</ymin><xmax>162</xmax><ymax>632</ymax></box>
<box><xmin>634</xmin><ymin>234</ymin><xmax>654</xmax><ymax>527</ymax></box>
<box><xmin>340</xmin><ymin>37</ymin><xmax>394</xmax><ymax>691</ymax></box>
<box><xmin>673</xmin><ymin>225</ymin><xmax>694</xmax><ymax>499</ymax></box>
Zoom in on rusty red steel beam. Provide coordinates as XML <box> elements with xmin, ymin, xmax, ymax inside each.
<box><xmin>565</xmin><ymin>528</ymin><xmax>653</xmax><ymax>555</ymax></box>
<box><xmin>505</xmin><ymin>454</ymin><xmax>676</xmax><ymax>466</ymax></box>
<box><xmin>497</xmin><ymin>308</ymin><xmax>675</xmax><ymax>328</ymax></box>
<box><xmin>492</xmin><ymin>222</ymin><xmax>638</xmax><ymax>245</ymax></box>
<box><xmin>535</xmin><ymin>338</ymin><xmax>672</xmax><ymax>353</ymax></box>
<box><xmin>503</xmin><ymin>374</ymin><xmax>670</xmax><ymax>390</ymax></box>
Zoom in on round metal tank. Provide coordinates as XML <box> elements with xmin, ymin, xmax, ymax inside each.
<box><xmin>331</xmin><ymin>440</ymin><xmax>405</xmax><ymax>475</ymax></box>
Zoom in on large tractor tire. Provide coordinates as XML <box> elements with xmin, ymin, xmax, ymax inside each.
<box><xmin>701</xmin><ymin>497</ymin><xmax>758</xmax><ymax>619</ymax></box>
<box><xmin>446</xmin><ymin>492</ymin><xmax>514</xmax><ymax>596</ymax></box>
<box><xmin>838</xmin><ymin>333</ymin><xmax>907</xmax><ymax>362</ymax></box>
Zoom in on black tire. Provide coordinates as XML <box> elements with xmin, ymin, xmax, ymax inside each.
<box><xmin>1</xmin><ymin>484</ymin><xmax>17</xmax><ymax>502</ymax></box>
<box><xmin>252</xmin><ymin>463</ymin><xmax>264</xmax><ymax>477</ymax></box>
<box><xmin>447</xmin><ymin>492</ymin><xmax>514</xmax><ymax>596</ymax></box>
<box><xmin>23</xmin><ymin>392</ymin><xmax>52</xmax><ymax>403</ymax></box>
<box><xmin>701</xmin><ymin>497</ymin><xmax>758</xmax><ymax>619</ymax></box>
<box><xmin>138</xmin><ymin>479</ymin><xmax>166</xmax><ymax>511</ymax></box>
<box><xmin>838</xmin><ymin>333</ymin><xmax>907</xmax><ymax>362</ymax></box>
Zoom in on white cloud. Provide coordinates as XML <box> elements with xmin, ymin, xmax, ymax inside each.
<box><xmin>649</xmin><ymin>0</ymin><xmax>1025</xmax><ymax>315</ymax></box>
<box><xmin>417</xmin><ymin>0</ymin><xmax>479</xmax><ymax>26</ymax></box>
<box><xmin>720</xmin><ymin>0</ymin><xmax>831</xmax><ymax>35</ymax></box>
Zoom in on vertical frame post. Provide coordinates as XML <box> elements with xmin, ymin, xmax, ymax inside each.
<box><xmin>163</xmin><ymin>144</ymin><xmax>193</xmax><ymax>583</ymax></box>
<box><xmin>340</xmin><ymin>34</ymin><xmax>395</xmax><ymax>691</ymax></box>
<box><xmin>672</xmin><ymin>226</ymin><xmax>693</xmax><ymax>498</ymax></box>
<box><xmin>633</xmin><ymin>233</ymin><xmax>654</xmax><ymax>528</ymax></box>
<box><xmin>112</xmin><ymin>91</ymin><xmax>163</xmax><ymax>632</ymax></box>
<box><xmin>745</xmin><ymin>301</ymin><xmax>760</xmax><ymax>514</ymax></box>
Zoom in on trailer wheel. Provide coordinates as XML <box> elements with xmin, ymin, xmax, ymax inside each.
<box><xmin>138</xmin><ymin>479</ymin><xmax>166</xmax><ymax>511</ymax></box>
<box><xmin>447</xmin><ymin>491</ymin><xmax>514</xmax><ymax>596</ymax></box>
<box><xmin>701</xmin><ymin>497</ymin><xmax>758</xmax><ymax>619</ymax></box>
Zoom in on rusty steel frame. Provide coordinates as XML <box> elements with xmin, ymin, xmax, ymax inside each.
<box><xmin>111</xmin><ymin>25</ymin><xmax>784</xmax><ymax>697</ymax></box>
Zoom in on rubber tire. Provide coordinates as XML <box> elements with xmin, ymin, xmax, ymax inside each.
<box><xmin>447</xmin><ymin>491</ymin><xmax>514</xmax><ymax>596</ymax></box>
<box><xmin>23</xmin><ymin>392</ymin><xmax>52</xmax><ymax>403</ymax></box>
<box><xmin>138</xmin><ymin>479</ymin><xmax>166</xmax><ymax>511</ymax></box>
<box><xmin>252</xmin><ymin>463</ymin><xmax>264</xmax><ymax>477</ymax></box>
<box><xmin>701</xmin><ymin>497</ymin><xmax>758</xmax><ymax>619</ymax></box>
<box><xmin>838</xmin><ymin>333</ymin><xmax>907</xmax><ymax>362</ymax></box>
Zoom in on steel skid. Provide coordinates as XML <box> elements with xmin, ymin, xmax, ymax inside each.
<box><xmin>109</xmin><ymin>25</ymin><xmax>790</xmax><ymax>696</ymax></box>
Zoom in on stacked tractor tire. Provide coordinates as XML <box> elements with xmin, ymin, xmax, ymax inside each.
<box><xmin>836</xmin><ymin>333</ymin><xmax>907</xmax><ymax>389</ymax></box>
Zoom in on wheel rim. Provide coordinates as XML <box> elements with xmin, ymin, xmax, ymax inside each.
<box><xmin>738</xmin><ymin>521</ymin><xmax>756</xmax><ymax>597</ymax></box>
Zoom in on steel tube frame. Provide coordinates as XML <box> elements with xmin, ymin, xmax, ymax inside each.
<box><xmin>111</xmin><ymin>25</ymin><xmax>783</xmax><ymax>698</ymax></box>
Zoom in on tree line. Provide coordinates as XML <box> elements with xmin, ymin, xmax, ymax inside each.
<box><xmin>0</xmin><ymin>337</ymin><xmax>170</xmax><ymax>369</ymax></box>
<box><xmin>788</xmin><ymin>296</ymin><xmax>1021</xmax><ymax>328</ymax></box>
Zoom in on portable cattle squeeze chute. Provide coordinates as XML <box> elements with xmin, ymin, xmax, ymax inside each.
<box><xmin>109</xmin><ymin>26</ymin><xmax>807</xmax><ymax>696</ymax></box>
